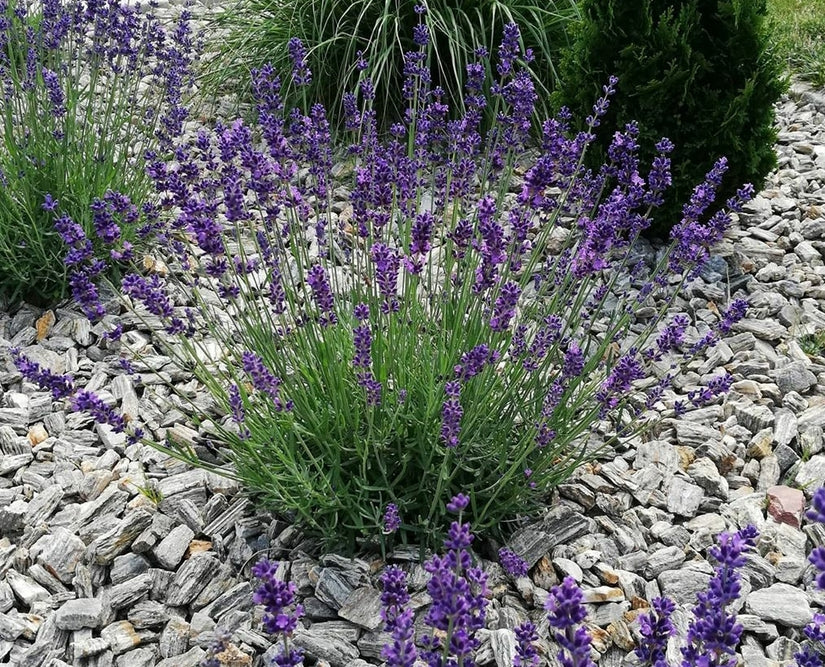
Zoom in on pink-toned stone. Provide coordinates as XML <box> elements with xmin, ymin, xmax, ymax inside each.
<box><xmin>767</xmin><ymin>485</ymin><xmax>806</xmax><ymax>528</ymax></box>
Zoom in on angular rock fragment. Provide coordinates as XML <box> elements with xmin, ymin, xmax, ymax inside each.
<box><xmin>166</xmin><ymin>553</ymin><xmax>221</xmax><ymax>606</ymax></box>
<box><xmin>153</xmin><ymin>524</ymin><xmax>195</xmax><ymax>571</ymax></box>
<box><xmin>746</xmin><ymin>583</ymin><xmax>813</xmax><ymax>627</ymax></box>
<box><xmin>87</xmin><ymin>509</ymin><xmax>154</xmax><ymax>564</ymax></box>
<box><xmin>54</xmin><ymin>598</ymin><xmax>105</xmax><ymax>630</ymax></box>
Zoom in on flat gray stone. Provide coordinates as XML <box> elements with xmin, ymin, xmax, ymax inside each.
<box><xmin>795</xmin><ymin>454</ymin><xmax>825</xmax><ymax>491</ymax></box>
<box><xmin>166</xmin><ymin>553</ymin><xmax>221</xmax><ymax>606</ymax></box>
<box><xmin>55</xmin><ymin>598</ymin><xmax>105</xmax><ymax>630</ymax></box>
<box><xmin>775</xmin><ymin>361</ymin><xmax>818</xmax><ymax>394</ymax></box>
<box><xmin>337</xmin><ymin>587</ymin><xmax>383</xmax><ymax>631</ymax></box>
<box><xmin>87</xmin><ymin>509</ymin><xmax>154</xmax><ymax>565</ymax></box>
<box><xmin>746</xmin><ymin>583</ymin><xmax>813</xmax><ymax>627</ymax></box>
<box><xmin>5</xmin><ymin>570</ymin><xmax>50</xmax><ymax>608</ymax></box>
<box><xmin>152</xmin><ymin>524</ymin><xmax>194</xmax><ymax>570</ymax></box>
<box><xmin>666</xmin><ymin>477</ymin><xmax>704</xmax><ymax>517</ymax></box>
<box><xmin>33</xmin><ymin>528</ymin><xmax>86</xmax><ymax>584</ymax></box>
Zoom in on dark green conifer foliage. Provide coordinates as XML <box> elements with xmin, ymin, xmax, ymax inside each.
<box><xmin>555</xmin><ymin>0</ymin><xmax>787</xmax><ymax>237</ymax></box>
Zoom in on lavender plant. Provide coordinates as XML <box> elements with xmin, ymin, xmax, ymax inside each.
<box><xmin>17</xmin><ymin>22</ymin><xmax>753</xmax><ymax>549</ymax></box>
<box><xmin>0</xmin><ymin>0</ymin><xmax>196</xmax><ymax>304</ymax></box>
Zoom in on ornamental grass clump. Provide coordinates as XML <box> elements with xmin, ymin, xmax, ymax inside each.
<box><xmin>0</xmin><ymin>0</ymin><xmax>196</xmax><ymax>305</ymax></box>
<box><xmin>20</xmin><ymin>23</ymin><xmax>753</xmax><ymax>549</ymax></box>
<box><xmin>204</xmin><ymin>0</ymin><xmax>581</xmax><ymax>133</ymax></box>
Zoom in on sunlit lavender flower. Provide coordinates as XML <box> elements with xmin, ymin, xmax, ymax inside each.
<box><xmin>562</xmin><ymin>341</ymin><xmax>585</xmax><ymax>380</ymax></box>
<box><xmin>41</xmin><ymin>67</ymin><xmax>65</xmax><ymax>116</ymax></box>
<box><xmin>353</xmin><ymin>324</ymin><xmax>372</xmax><ymax>369</ymax></box>
<box><xmin>72</xmin><ymin>389</ymin><xmax>127</xmax><ymax>433</ymax></box>
<box><xmin>420</xmin><ymin>497</ymin><xmax>487</xmax><ymax>666</ymax></box>
<box><xmin>454</xmin><ymin>344</ymin><xmax>500</xmax><ymax>381</ymax></box>
<box><xmin>242</xmin><ymin>352</ymin><xmax>290</xmax><ymax>411</ymax></box>
<box><xmin>306</xmin><ymin>264</ymin><xmax>337</xmax><ymax>326</ymax></box>
<box><xmin>380</xmin><ymin>566</ymin><xmax>417</xmax><ymax>667</ymax></box>
<box><xmin>11</xmin><ymin>348</ymin><xmax>75</xmax><ymax>399</ymax></box>
<box><xmin>228</xmin><ymin>384</ymin><xmax>250</xmax><ymax>440</ymax></box>
<box><xmin>490</xmin><ymin>281</ymin><xmax>520</xmax><ymax>332</ymax></box>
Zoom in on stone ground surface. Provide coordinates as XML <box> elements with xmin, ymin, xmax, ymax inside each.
<box><xmin>4</xmin><ymin>5</ymin><xmax>825</xmax><ymax>667</ymax></box>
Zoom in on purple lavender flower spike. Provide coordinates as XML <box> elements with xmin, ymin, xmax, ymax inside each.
<box><xmin>440</xmin><ymin>381</ymin><xmax>463</xmax><ymax>448</ymax></box>
<box><xmin>514</xmin><ymin>621</ymin><xmax>539</xmax><ymax>667</ymax></box>
<box><xmin>635</xmin><ymin>597</ymin><xmax>675</xmax><ymax>667</ymax></box>
<box><xmin>546</xmin><ymin>577</ymin><xmax>595</xmax><ymax>667</ymax></box>
<box><xmin>71</xmin><ymin>389</ymin><xmax>128</xmax><ymax>433</ymax></box>
<box><xmin>446</xmin><ymin>493</ymin><xmax>470</xmax><ymax>513</ymax></box>
<box><xmin>306</xmin><ymin>264</ymin><xmax>337</xmax><ymax>326</ymax></box>
<box><xmin>490</xmin><ymin>281</ymin><xmax>520</xmax><ymax>332</ymax></box>
<box><xmin>242</xmin><ymin>352</ymin><xmax>290</xmax><ymax>411</ymax></box>
<box><xmin>11</xmin><ymin>348</ymin><xmax>76</xmax><ymax>399</ymax></box>
<box><xmin>807</xmin><ymin>488</ymin><xmax>825</xmax><ymax>524</ymax></box>
<box><xmin>252</xmin><ymin>559</ymin><xmax>304</xmax><ymax>667</ymax></box>
<box><xmin>499</xmin><ymin>547</ymin><xmax>528</xmax><ymax>578</ymax></box>
<box><xmin>287</xmin><ymin>37</ymin><xmax>311</xmax><ymax>86</ymax></box>
<box><xmin>420</xmin><ymin>499</ymin><xmax>488</xmax><ymax>666</ymax></box>
<box><xmin>680</xmin><ymin>525</ymin><xmax>758</xmax><ymax>667</ymax></box>
<box><xmin>380</xmin><ymin>566</ymin><xmax>417</xmax><ymax>667</ymax></box>
<box><xmin>383</xmin><ymin>503</ymin><xmax>401</xmax><ymax>533</ymax></box>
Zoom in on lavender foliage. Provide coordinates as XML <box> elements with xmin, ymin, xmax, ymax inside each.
<box><xmin>19</xmin><ymin>19</ymin><xmax>755</xmax><ymax>549</ymax></box>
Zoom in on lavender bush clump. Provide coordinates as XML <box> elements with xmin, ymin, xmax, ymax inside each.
<box><xmin>0</xmin><ymin>0</ymin><xmax>197</xmax><ymax>304</ymax></box>
<box><xmin>19</xmin><ymin>20</ymin><xmax>754</xmax><ymax>548</ymax></box>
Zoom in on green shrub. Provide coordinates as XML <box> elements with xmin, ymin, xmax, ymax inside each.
<box><xmin>554</xmin><ymin>0</ymin><xmax>787</xmax><ymax>238</ymax></box>
<box><xmin>0</xmin><ymin>0</ymin><xmax>196</xmax><ymax>306</ymax></box>
<box><xmin>202</xmin><ymin>0</ymin><xmax>581</xmax><ymax>133</ymax></box>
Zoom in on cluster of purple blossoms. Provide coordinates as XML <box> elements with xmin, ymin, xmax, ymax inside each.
<box><xmin>380</xmin><ymin>566</ymin><xmax>417</xmax><ymax>667</ymax></box>
<box><xmin>306</xmin><ymin>264</ymin><xmax>337</xmax><ymax>326</ymax></box>
<box><xmin>287</xmin><ymin>37</ymin><xmax>311</xmax><ymax>86</ymax></box>
<box><xmin>498</xmin><ymin>547</ymin><xmax>528</xmax><ymax>578</ymax></box>
<box><xmin>440</xmin><ymin>380</ymin><xmax>463</xmax><ymax>448</ymax></box>
<box><xmin>635</xmin><ymin>597</ymin><xmax>676</xmax><ymax>667</ymax></box>
<box><xmin>11</xmin><ymin>347</ymin><xmax>75</xmax><ymax>399</ymax></box>
<box><xmin>681</xmin><ymin>526</ymin><xmax>758</xmax><ymax>666</ymax></box>
<box><xmin>252</xmin><ymin>559</ymin><xmax>304</xmax><ymax>667</ymax></box>
<box><xmin>242</xmin><ymin>352</ymin><xmax>291</xmax><ymax>411</ymax></box>
<box><xmin>546</xmin><ymin>577</ymin><xmax>595</xmax><ymax>667</ymax></box>
<box><xmin>489</xmin><ymin>281</ymin><xmax>520</xmax><ymax>332</ymax></box>
<box><xmin>383</xmin><ymin>503</ymin><xmax>401</xmax><ymax>534</ymax></box>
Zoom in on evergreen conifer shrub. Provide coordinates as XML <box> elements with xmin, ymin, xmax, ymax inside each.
<box><xmin>554</xmin><ymin>0</ymin><xmax>787</xmax><ymax>238</ymax></box>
